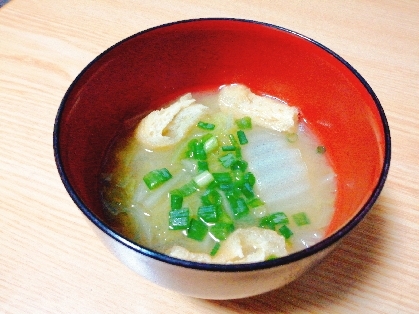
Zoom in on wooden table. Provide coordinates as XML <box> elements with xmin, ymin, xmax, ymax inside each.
<box><xmin>1</xmin><ymin>1</ymin><xmax>418</xmax><ymax>313</ymax></box>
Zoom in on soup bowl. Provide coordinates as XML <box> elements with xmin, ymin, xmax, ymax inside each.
<box><xmin>53</xmin><ymin>18</ymin><xmax>390</xmax><ymax>299</ymax></box>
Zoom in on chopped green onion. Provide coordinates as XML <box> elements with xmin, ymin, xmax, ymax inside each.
<box><xmin>219</xmin><ymin>153</ymin><xmax>236</xmax><ymax>168</ymax></box>
<box><xmin>235</xmin><ymin>116</ymin><xmax>252</xmax><ymax>129</ymax></box>
<box><xmin>286</xmin><ymin>133</ymin><xmax>298</xmax><ymax>143</ymax></box>
<box><xmin>201</xmin><ymin>188</ymin><xmax>222</xmax><ymax>206</ymax></box>
<box><xmin>161</xmin><ymin>113</ymin><xmax>272</xmax><ymax>243</ymax></box>
<box><xmin>232</xmin><ymin>186</ymin><xmax>243</xmax><ymax>198</ymax></box>
<box><xmin>197</xmin><ymin>121</ymin><xmax>215</xmax><ymax>130</ymax></box>
<box><xmin>259</xmin><ymin>217</ymin><xmax>276</xmax><ymax>230</ymax></box>
<box><xmin>278</xmin><ymin>225</ymin><xmax>293</xmax><ymax>239</ymax></box>
<box><xmin>269</xmin><ymin>212</ymin><xmax>289</xmax><ymax>225</ymax></box>
<box><xmin>169</xmin><ymin>208</ymin><xmax>189</xmax><ymax>230</ymax></box>
<box><xmin>207</xmin><ymin>180</ymin><xmax>217</xmax><ymax>190</ymax></box>
<box><xmin>221</xmin><ymin>145</ymin><xmax>236</xmax><ymax>151</ymax></box>
<box><xmin>218</xmin><ymin>210</ymin><xmax>234</xmax><ymax>224</ymax></box>
<box><xmin>316</xmin><ymin>145</ymin><xmax>326</xmax><ymax>154</ymax></box>
<box><xmin>244</xmin><ymin>172</ymin><xmax>256</xmax><ymax>186</ymax></box>
<box><xmin>259</xmin><ymin>212</ymin><xmax>289</xmax><ymax>229</ymax></box>
<box><xmin>201</xmin><ymin>133</ymin><xmax>213</xmax><ymax>142</ymax></box>
<box><xmin>232</xmin><ymin>170</ymin><xmax>244</xmax><ymax>185</ymax></box>
<box><xmin>193</xmin><ymin>170</ymin><xmax>214</xmax><ymax>188</ymax></box>
<box><xmin>220</xmin><ymin>186</ymin><xmax>235</xmax><ymax>197</ymax></box>
<box><xmin>212</xmin><ymin>172</ymin><xmax>233</xmax><ymax>184</ymax></box>
<box><xmin>210</xmin><ymin>242</ymin><xmax>221</xmax><ymax>256</ymax></box>
<box><xmin>187</xmin><ymin>218</ymin><xmax>208</xmax><ymax>241</ymax></box>
<box><xmin>237</xmin><ymin>130</ymin><xmax>248</xmax><ymax>145</ymax></box>
<box><xmin>226</xmin><ymin>194</ymin><xmax>249</xmax><ymax>219</ymax></box>
<box><xmin>240</xmin><ymin>182</ymin><xmax>255</xmax><ymax>199</ymax></box>
<box><xmin>198</xmin><ymin>204</ymin><xmax>219</xmax><ymax>223</ymax></box>
<box><xmin>203</xmin><ymin>135</ymin><xmax>218</xmax><ymax>153</ymax></box>
<box><xmin>229</xmin><ymin>134</ymin><xmax>238</xmax><ymax>146</ymax></box>
<box><xmin>230</xmin><ymin>160</ymin><xmax>248</xmax><ymax>172</ymax></box>
<box><xmin>170</xmin><ymin>192</ymin><xmax>183</xmax><ymax>210</ymax></box>
<box><xmin>292</xmin><ymin>212</ymin><xmax>310</xmax><ymax>226</ymax></box>
<box><xmin>143</xmin><ymin>168</ymin><xmax>172</xmax><ymax>190</ymax></box>
<box><xmin>247</xmin><ymin>197</ymin><xmax>265</xmax><ymax>208</ymax></box>
<box><xmin>186</xmin><ymin>138</ymin><xmax>198</xmax><ymax>158</ymax></box>
<box><xmin>209</xmin><ymin>222</ymin><xmax>235</xmax><ymax>241</ymax></box>
<box><xmin>197</xmin><ymin>161</ymin><xmax>209</xmax><ymax>173</ymax></box>
<box><xmin>212</xmin><ymin>173</ymin><xmax>234</xmax><ymax>191</ymax></box>
<box><xmin>192</xmin><ymin>141</ymin><xmax>207</xmax><ymax>160</ymax></box>
<box><xmin>235</xmin><ymin>146</ymin><xmax>242</xmax><ymax>158</ymax></box>
<box><xmin>218</xmin><ymin>182</ymin><xmax>234</xmax><ymax>191</ymax></box>
<box><xmin>173</xmin><ymin>180</ymin><xmax>199</xmax><ymax>197</ymax></box>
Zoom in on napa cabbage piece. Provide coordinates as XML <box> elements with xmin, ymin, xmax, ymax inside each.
<box><xmin>242</xmin><ymin>128</ymin><xmax>336</xmax><ymax>230</ymax></box>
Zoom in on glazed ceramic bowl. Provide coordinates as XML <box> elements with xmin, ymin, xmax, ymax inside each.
<box><xmin>53</xmin><ymin>18</ymin><xmax>391</xmax><ymax>300</ymax></box>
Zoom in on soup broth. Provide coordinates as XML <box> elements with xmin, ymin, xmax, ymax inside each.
<box><xmin>101</xmin><ymin>86</ymin><xmax>337</xmax><ymax>263</ymax></box>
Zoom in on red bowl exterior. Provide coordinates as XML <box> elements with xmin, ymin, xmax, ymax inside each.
<box><xmin>54</xmin><ymin>18</ymin><xmax>390</xmax><ymax>298</ymax></box>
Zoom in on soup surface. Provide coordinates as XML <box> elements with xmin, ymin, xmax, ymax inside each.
<box><xmin>101</xmin><ymin>85</ymin><xmax>337</xmax><ymax>263</ymax></box>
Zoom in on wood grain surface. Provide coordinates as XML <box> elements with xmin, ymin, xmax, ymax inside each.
<box><xmin>1</xmin><ymin>1</ymin><xmax>418</xmax><ymax>313</ymax></box>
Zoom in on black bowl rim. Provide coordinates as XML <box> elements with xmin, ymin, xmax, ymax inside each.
<box><xmin>53</xmin><ymin>17</ymin><xmax>391</xmax><ymax>272</ymax></box>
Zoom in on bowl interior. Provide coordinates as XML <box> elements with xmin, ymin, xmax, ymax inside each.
<box><xmin>55</xmin><ymin>19</ymin><xmax>388</xmax><ymax>251</ymax></box>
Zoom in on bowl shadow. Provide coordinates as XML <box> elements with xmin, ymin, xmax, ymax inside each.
<box><xmin>207</xmin><ymin>193</ymin><xmax>389</xmax><ymax>312</ymax></box>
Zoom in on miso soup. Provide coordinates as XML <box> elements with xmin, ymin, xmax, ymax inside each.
<box><xmin>101</xmin><ymin>85</ymin><xmax>337</xmax><ymax>263</ymax></box>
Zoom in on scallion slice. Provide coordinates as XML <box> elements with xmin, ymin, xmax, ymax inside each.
<box><xmin>230</xmin><ymin>160</ymin><xmax>248</xmax><ymax>172</ymax></box>
<box><xmin>292</xmin><ymin>212</ymin><xmax>310</xmax><ymax>226</ymax></box>
<box><xmin>229</xmin><ymin>134</ymin><xmax>238</xmax><ymax>146</ymax></box>
<box><xmin>197</xmin><ymin>161</ymin><xmax>209</xmax><ymax>173</ymax></box>
<box><xmin>218</xmin><ymin>182</ymin><xmax>234</xmax><ymax>191</ymax></box>
<box><xmin>235</xmin><ymin>146</ymin><xmax>242</xmax><ymax>158</ymax></box>
<box><xmin>192</xmin><ymin>141</ymin><xmax>207</xmax><ymax>160</ymax></box>
<box><xmin>244</xmin><ymin>172</ymin><xmax>256</xmax><ymax>186</ymax></box>
<box><xmin>237</xmin><ymin>130</ymin><xmax>248</xmax><ymax>145</ymax></box>
<box><xmin>219</xmin><ymin>153</ymin><xmax>236</xmax><ymax>168</ymax></box>
<box><xmin>212</xmin><ymin>172</ymin><xmax>234</xmax><ymax>191</ymax></box>
<box><xmin>210</xmin><ymin>242</ymin><xmax>221</xmax><ymax>256</ymax></box>
<box><xmin>198</xmin><ymin>204</ymin><xmax>219</xmax><ymax>223</ymax></box>
<box><xmin>186</xmin><ymin>138</ymin><xmax>198</xmax><ymax>158</ymax></box>
<box><xmin>235</xmin><ymin>116</ymin><xmax>252</xmax><ymax>129</ymax></box>
<box><xmin>212</xmin><ymin>172</ymin><xmax>233</xmax><ymax>184</ymax></box>
<box><xmin>200</xmin><ymin>188</ymin><xmax>222</xmax><ymax>206</ymax></box>
<box><xmin>169</xmin><ymin>208</ymin><xmax>190</xmax><ymax>230</ymax></box>
<box><xmin>170</xmin><ymin>192</ymin><xmax>183</xmax><ymax>210</ymax></box>
<box><xmin>187</xmin><ymin>218</ymin><xmax>208</xmax><ymax>241</ymax></box>
<box><xmin>259</xmin><ymin>212</ymin><xmax>289</xmax><ymax>229</ymax></box>
<box><xmin>209</xmin><ymin>222</ymin><xmax>235</xmax><ymax>241</ymax></box>
<box><xmin>203</xmin><ymin>135</ymin><xmax>218</xmax><ymax>153</ymax></box>
<box><xmin>278</xmin><ymin>225</ymin><xmax>293</xmax><ymax>239</ymax></box>
<box><xmin>226</xmin><ymin>194</ymin><xmax>249</xmax><ymax>219</ymax></box>
<box><xmin>259</xmin><ymin>217</ymin><xmax>276</xmax><ymax>230</ymax></box>
<box><xmin>173</xmin><ymin>180</ymin><xmax>199</xmax><ymax>197</ymax></box>
<box><xmin>232</xmin><ymin>170</ymin><xmax>244</xmax><ymax>186</ymax></box>
<box><xmin>193</xmin><ymin>170</ymin><xmax>214</xmax><ymax>188</ymax></box>
<box><xmin>247</xmin><ymin>197</ymin><xmax>264</xmax><ymax>208</ymax></box>
<box><xmin>221</xmin><ymin>145</ymin><xmax>236</xmax><ymax>151</ymax></box>
<box><xmin>240</xmin><ymin>182</ymin><xmax>255</xmax><ymax>199</ymax></box>
<box><xmin>197</xmin><ymin>121</ymin><xmax>215</xmax><ymax>130</ymax></box>
<box><xmin>269</xmin><ymin>212</ymin><xmax>289</xmax><ymax>225</ymax></box>
<box><xmin>143</xmin><ymin>168</ymin><xmax>172</xmax><ymax>190</ymax></box>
